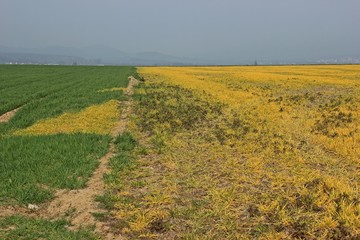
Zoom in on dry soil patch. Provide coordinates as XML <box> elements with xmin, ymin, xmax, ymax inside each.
<box><xmin>0</xmin><ymin>107</ymin><xmax>21</xmax><ymax>123</ymax></box>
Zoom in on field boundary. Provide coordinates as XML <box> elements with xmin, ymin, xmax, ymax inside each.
<box><xmin>43</xmin><ymin>76</ymin><xmax>139</xmax><ymax>229</ymax></box>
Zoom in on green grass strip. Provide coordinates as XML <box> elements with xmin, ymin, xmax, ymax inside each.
<box><xmin>0</xmin><ymin>134</ymin><xmax>110</xmax><ymax>204</ymax></box>
<box><xmin>0</xmin><ymin>215</ymin><xmax>99</xmax><ymax>240</ymax></box>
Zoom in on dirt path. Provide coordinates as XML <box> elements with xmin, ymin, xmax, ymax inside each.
<box><xmin>43</xmin><ymin>77</ymin><xmax>138</xmax><ymax>233</ymax></box>
<box><xmin>0</xmin><ymin>107</ymin><xmax>21</xmax><ymax>123</ymax></box>
<box><xmin>0</xmin><ymin>76</ymin><xmax>139</xmax><ymax>239</ymax></box>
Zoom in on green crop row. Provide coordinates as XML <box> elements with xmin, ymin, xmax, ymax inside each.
<box><xmin>0</xmin><ymin>65</ymin><xmax>134</xmax><ymax>136</ymax></box>
<box><xmin>0</xmin><ymin>65</ymin><xmax>135</xmax><ymax>205</ymax></box>
<box><xmin>0</xmin><ymin>65</ymin><xmax>135</xmax><ymax>238</ymax></box>
<box><xmin>0</xmin><ymin>134</ymin><xmax>110</xmax><ymax>204</ymax></box>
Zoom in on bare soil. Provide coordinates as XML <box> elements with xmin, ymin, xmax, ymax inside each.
<box><xmin>43</xmin><ymin>77</ymin><xmax>138</xmax><ymax>235</ymax></box>
<box><xmin>0</xmin><ymin>205</ymin><xmax>38</xmax><ymax>218</ymax></box>
<box><xmin>0</xmin><ymin>107</ymin><xmax>21</xmax><ymax>123</ymax></box>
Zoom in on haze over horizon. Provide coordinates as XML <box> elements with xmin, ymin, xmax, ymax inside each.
<box><xmin>1</xmin><ymin>0</ymin><xmax>360</xmax><ymax>64</ymax></box>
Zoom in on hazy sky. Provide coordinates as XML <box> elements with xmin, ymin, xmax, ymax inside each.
<box><xmin>1</xmin><ymin>0</ymin><xmax>360</xmax><ymax>62</ymax></box>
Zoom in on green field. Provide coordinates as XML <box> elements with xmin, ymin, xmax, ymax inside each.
<box><xmin>0</xmin><ymin>215</ymin><xmax>98</xmax><ymax>240</ymax></box>
<box><xmin>0</xmin><ymin>65</ymin><xmax>134</xmax><ymax>238</ymax></box>
<box><xmin>0</xmin><ymin>65</ymin><xmax>132</xmax><ymax>135</ymax></box>
<box><xmin>0</xmin><ymin>65</ymin><xmax>133</xmax><ymax>204</ymax></box>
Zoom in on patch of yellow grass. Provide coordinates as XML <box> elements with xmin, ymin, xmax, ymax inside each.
<box><xmin>113</xmin><ymin>65</ymin><xmax>360</xmax><ymax>238</ymax></box>
<box><xmin>15</xmin><ymin>100</ymin><xmax>119</xmax><ymax>135</ymax></box>
<box><xmin>139</xmin><ymin>65</ymin><xmax>360</xmax><ymax>161</ymax></box>
<box><xmin>97</xmin><ymin>87</ymin><xmax>125</xmax><ymax>93</ymax></box>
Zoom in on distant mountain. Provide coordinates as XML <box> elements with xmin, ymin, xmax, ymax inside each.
<box><xmin>131</xmin><ymin>52</ymin><xmax>214</xmax><ymax>65</ymax></box>
<box><xmin>316</xmin><ymin>57</ymin><xmax>360</xmax><ymax>64</ymax></box>
<box><xmin>82</xmin><ymin>45</ymin><xmax>130</xmax><ymax>63</ymax></box>
<box><xmin>30</xmin><ymin>45</ymin><xmax>130</xmax><ymax>64</ymax></box>
<box><xmin>0</xmin><ymin>45</ymin><xmax>208</xmax><ymax>65</ymax></box>
<box><xmin>2</xmin><ymin>44</ymin><xmax>359</xmax><ymax>66</ymax></box>
<box><xmin>0</xmin><ymin>45</ymin><xmax>27</xmax><ymax>53</ymax></box>
<box><xmin>0</xmin><ymin>45</ymin><xmax>102</xmax><ymax>65</ymax></box>
<box><xmin>0</xmin><ymin>51</ymin><xmax>94</xmax><ymax>65</ymax></box>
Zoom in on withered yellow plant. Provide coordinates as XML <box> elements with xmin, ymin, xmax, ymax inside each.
<box><xmin>15</xmin><ymin>100</ymin><xmax>120</xmax><ymax>135</ymax></box>
<box><xmin>111</xmin><ymin>65</ymin><xmax>359</xmax><ymax>239</ymax></box>
<box><xmin>97</xmin><ymin>87</ymin><xmax>126</xmax><ymax>93</ymax></box>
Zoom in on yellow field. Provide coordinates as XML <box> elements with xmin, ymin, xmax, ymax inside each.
<box><xmin>140</xmin><ymin>66</ymin><xmax>360</xmax><ymax>160</ymax></box>
<box><xmin>113</xmin><ymin>65</ymin><xmax>360</xmax><ymax>239</ymax></box>
<box><xmin>15</xmin><ymin>100</ymin><xmax>120</xmax><ymax>135</ymax></box>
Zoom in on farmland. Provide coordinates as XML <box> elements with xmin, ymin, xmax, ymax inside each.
<box><xmin>111</xmin><ymin>65</ymin><xmax>360</xmax><ymax>239</ymax></box>
<box><xmin>0</xmin><ymin>65</ymin><xmax>134</xmax><ymax>238</ymax></box>
<box><xmin>1</xmin><ymin>64</ymin><xmax>360</xmax><ymax>239</ymax></box>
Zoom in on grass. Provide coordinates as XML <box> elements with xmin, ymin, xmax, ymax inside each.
<box><xmin>0</xmin><ymin>65</ymin><xmax>135</xmax><ymax>205</ymax></box>
<box><xmin>0</xmin><ymin>65</ymin><xmax>128</xmax><ymax>114</ymax></box>
<box><xmin>0</xmin><ymin>134</ymin><xmax>110</xmax><ymax>204</ymax></box>
<box><xmin>107</xmin><ymin>65</ymin><xmax>360</xmax><ymax>239</ymax></box>
<box><xmin>14</xmin><ymin>100</ymin><xmax>120</xmax><ymax>135</ymax></box>
<box><xmin>98</xmin><ymin>132</ymin><xmax>139</xmax><ymax>210</ymax></box>
<box><xmin>0</xmin><ymin>215</ymin><xmax>99</xmax><ymax>240</ymax></box>
<box><xmin>0</xmin><ymin>65</ymin><xmax>134</xmax><ymax>136</ymax></box>
<box><xmin>2</xmin><ymin>64</ymin><xmax>359</xmax><ymax>238</ymax></box>
<box><xmin>0</xmin><ymin>65</ymin><xmax>135</xmax><ymax>237</ymax></box>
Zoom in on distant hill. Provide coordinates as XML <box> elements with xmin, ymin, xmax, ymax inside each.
<box><xmin>316</xmin><ymin>57</ymin><xmax>360</xmax><ymax>64</ymax></box>
<box><xmin>0</xmin><ymin>45</ymin><xmax>210</xmax><ymax>65</ymax></box>
<box><xmin>1</xmin><ymin>45</ymin><xmax>359</xmax><ymax>66</ymax></box>
<box><xmin>0</xmin><ymin>51</ymin><xmax>93</xmax><ymax>65</ymax></box>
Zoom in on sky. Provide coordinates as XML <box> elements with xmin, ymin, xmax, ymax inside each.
<box><xmin>1</xmin><ymin>0</ymin><xmax>360</xmax><ymax>62</ymax></box>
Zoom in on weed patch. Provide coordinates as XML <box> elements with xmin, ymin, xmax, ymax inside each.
<box><xmin>98</xmin><ymin>132</ymin><xmax>139</xmax><ymax>212</ymax></box>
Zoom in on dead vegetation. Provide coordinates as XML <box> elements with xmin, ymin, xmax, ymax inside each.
<box><xmin>107</xmin><ymin>66</ymin><xmax>360</xmax><ymax>239</ymax></box>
